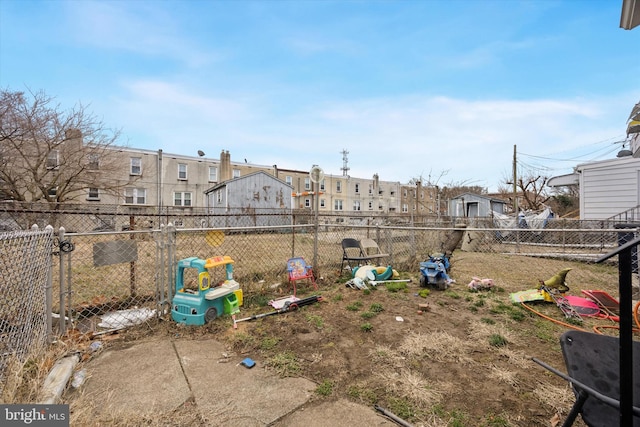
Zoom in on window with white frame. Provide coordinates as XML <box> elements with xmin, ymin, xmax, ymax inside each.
<box><xmin>47</xmin><ymin>186</ymin><xmax>57</xmax><ymax>197</ymax></box>
<box><xmin>305</xmin><ymin>198</ymin><xmax>311</xmax><ymax>208</ymax></box>
<box><xmin>355</xmin><ymin>183</ymin><xmax>360</xmax><ymax>193</ymax></box>
<box><xmin>87</xmin><ymin>153</ymin><xmax>100</xmax><ymax>170</ymax></box>
<box><xmin>304</xmin><ymin>178</ymin><xmax>311</xmax><ymax>190</ymax></box>
<box><xmin>368</xmin><ymin>201</ymin><xmax>373</xmax><ymax>210</ymax></box>
<box><xmin>87</xmin><ymin>187</ymin><xmax>100</xmax><ymax>200</ymax></box>
<box><xmin>46</xmin><ymin>150</ymin><xmax>59</xmax><ymax>169</ymax></box>
<box><xmin>403</xmin><ymin>189</ymin><xmax>407</xmax><ymax>197</ymax></box>
<box><xmin>334</xmin><ymin>199</ymin><xmax>343</xmax><ymax>210</ymax></box>
<box><xmin>320</xmin><ymin>199</ymin><xmax>325</xmax><ymax>208</ymax></box>
<box><xmin>369</xmin><ymin>184</ymin><xmax>373</xmax><ymax>194</ymax></box>
<box><xmin>232</xmin><ymin>169</ymin><xmax>241</xmax><ymax>178</ymax></box>
<box><xmin>320</xmin><ymin>179</ymin><xmax>325</xmax><ymax>191</ymax></box>
<box><xmin>130</xmin><ymin>157</ymin><xmax>142</xmax><ymax>175</ymax></box>
<box><xmin>336</xmin><ymin>181</ymin><xmax>342</xmax><ymax>192</ymax></box>
<box><xmin>178</xmin><ymin>163</ymin><xmax>188</xmax><ymax>180</ymax></box>
<box><xmin>209</xmin><ymin>166</ymin><xmax>218</xmax><ymax>182</ymax></box>
<box><xmin>286</xmin><ymin>175</ymin><xmax>292</xmax><ymax>185</ymax></box>
<box><xmin>124</xmin><ymin>187</ymin><xmax>146</xmax><ymax>204</ymax></box>
<box><xmin>402</xmin><ymin>204</ymin><xmax>408</xmax><ymax>213</ymax></box>
<box><xmin>216</xmin><ymin>190</ymin><xmax>223</xmax><ymax>203</ymax></box>
<box><xmin>353</xmin><ymin>200</ymin><xmax>361</xmax><ymax>211</ymax></box>
<box><xmin>174</xmin><ymin>192</ymin><xmax>192</xmax><ymax>206</ymax></box>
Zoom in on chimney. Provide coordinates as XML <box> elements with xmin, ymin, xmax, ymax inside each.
<box><xmin>219</xmin><ymin>150</ymin><xmax>232</xmax><ymax>181</ymax></box>
<box><xmin>65</xmin><ymin>128</ymin><xmax>83</xmax><ymax>150</ymax></box>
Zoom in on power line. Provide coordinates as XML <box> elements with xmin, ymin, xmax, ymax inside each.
<box><xmin>520</xmin><ymin>138</ymin><xmax>626</xmax><ymax>163</ymax></box>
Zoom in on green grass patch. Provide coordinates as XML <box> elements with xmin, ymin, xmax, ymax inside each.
<box><xmin>360</xmin><ymin>311</ymin><xmax>375</xmax><ymax>319</ymax></box>
<box><xmin>266</xmin><ymin>350</ymin><xmax>301</xmax><ymax>377</ymax></box>
<box><xmin>489</xmin><ymin>334</ymin><xmax>508</xmax><ymax>347</ymax></box>
<box><xmin>346</xmin><ymin>301</ymin><xmax>364</xmax><ymax>311</ymax></box>
<box><xmin>418</xmin><ymin>288</ymin><xmax>430</xmax><ymax>298</ymax></box>
<box><xmin>509</xmin><ymin>310</ymin><xmax>526</xmax><ymax>321</ymax></box>
<box><xmin>360</xmin><ymin>322</ymin><xmax>373</xmax><ymax>332</ymax></box>
<box><xmin>385</xmin><ymin>282</ymin><xmax>408</xmax><ymax>292</ymax></box>
<box><xmin>315</xmin><ymin>380</ymin><xmax>334</xmax><ymax>396</ymax></box>
<box><xmin>260</xmin><ymin>336</ymin><xmax>280</xmax><ymax>351</ymax></box>
<box><xmin>387</xmin><ymin>397</ymin><xmax>420</xmax><ymax>421</ymax></box>
<box><xmin>444</xmin><ymin>290</ymin><xmax>461</xmax><ymax>299</ymax></box>
<box><xmin>369</xmin><ymin>303</ymin><xmax>384</xmax><ymax>313</ymax></box>
<box><xmin>346</xmin><ymin>385</ymin><xmax>377</xmax><ymax>403</ymax></box>
<box><xmin>481</xmin><ymin>413</ymin><xmax>511</xmax><ymax>427</ymax></box>
<box><xmin>305</xmin><ymin>314</ymin><xmax>325</xmax><ymax>329</ymax></box>
<box><xmin>449</xmin><ymin>409</ymin><xmax>470</xmax><ymax>427</ymax></box>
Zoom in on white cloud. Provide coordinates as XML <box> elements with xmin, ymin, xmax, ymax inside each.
<box><xmin>107</xmin><ymin>79</ymin><xmax>634</xmax><ymax>191</ymax></box>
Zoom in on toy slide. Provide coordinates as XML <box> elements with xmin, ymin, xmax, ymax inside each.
<box><xmin>581</xmin><ymin>290</ymin><xmax>620</xmax><ymax>314</ymax></box>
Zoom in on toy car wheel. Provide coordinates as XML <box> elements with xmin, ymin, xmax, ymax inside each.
<box><xmin>205</xmin><ymin>307</ymin><xmax>218</xmax><ymax>323</ymax></box>
<box><xmin>419</xmin><ymin>275</ymin><xmax>426</xmax><ymax>287</ymax></box>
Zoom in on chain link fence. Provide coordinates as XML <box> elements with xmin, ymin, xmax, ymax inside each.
<box><xmin>2</xmin><ymin>205</ymin><xmax>639</xmax><ymax>396</ymax></box>
<box><xmin>0</xmin><ymin>225</ymin><xmax>54</xmax><ymax>399</ymax></box>
<box><xmin>51</xmin><ymin>215</ymin><xmax>636</xmax><ymax>335</ymax></box>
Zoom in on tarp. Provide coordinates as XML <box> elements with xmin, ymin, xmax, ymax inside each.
<box><xmin>492</xmin><ymin>207</ymin><xmax>554</xmax><ymax>237</ymax></box>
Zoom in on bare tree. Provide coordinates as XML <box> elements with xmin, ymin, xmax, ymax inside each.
<box><xmin>548</xmin><ymin>186</ymin><xmax>579</xmax><ymax>218</ymax></box>
<box><xmin>0</xmin><ymin>89</ymin><xmax>131</xmax><ymax>205</ymax></box>
<box><xmin>498</xmin><ymin>171</ymin><xmax>551</xmax><ymax>212</ymax></box>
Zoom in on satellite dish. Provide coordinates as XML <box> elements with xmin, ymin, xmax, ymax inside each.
<box><xmin>309</xmin><ymin>166</ymin><xmax>324</xmax><ymax>183</ymax></box>
<box><xmin>197</xmin><ymin>150</ymin><xmax>205</xmax><ymax>157</ymax></box>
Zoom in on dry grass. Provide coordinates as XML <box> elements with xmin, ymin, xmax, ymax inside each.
<box><xmin>375</xmin><ymin>368</ymin><xmax>444</xmax><ymax>407</ymax></box>
<box><xmin>398</xmin><ymin>331</ymin><xmax>475</xmax><ymax>365</ymax></box>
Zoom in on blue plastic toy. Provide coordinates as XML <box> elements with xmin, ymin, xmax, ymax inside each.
<box><xmin>419</xmin><ymin>254</ymin><xmax>452</xmax><ymax>290</ymax></box>
<box><xmin>171</xmin><ymin>256</ymin><xmax>242</xmax><ymax>326</ymax></box>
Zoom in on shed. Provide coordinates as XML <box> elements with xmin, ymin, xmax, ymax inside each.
<box><xmin>204</xmin><ymin>171</ymin><xmax>294</xmax><ymax>227</ymax></box>
<box><xmin>448</xmin><ymin>193</ymin><xmax>507</xmax><ymax>218</ymax></box>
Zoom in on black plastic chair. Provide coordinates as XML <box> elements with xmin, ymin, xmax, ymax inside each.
<box><xmin>533</xmin><ymin>330</ymin><xmax>640</xmax><ymax>427</ymax></box>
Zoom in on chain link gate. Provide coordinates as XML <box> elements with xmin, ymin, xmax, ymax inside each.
<box><xmin>0</xmin><ymin>225</ymin><xmax>54</xmax><ymax>399</ymax></box>
<box><xmin>55</xmin><ymin>227</ymin><xmax>166</xmax><ymax>336</ymax></box>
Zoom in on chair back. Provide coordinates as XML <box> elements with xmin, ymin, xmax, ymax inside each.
<box><xmin>287</xmin><ymin>257</ymin><xmax>311</xmax><ymax>281</ymax></box>
<box><xmin>560</xmin><ymin>330</ymin><xmax>640</xmax><ymax>426</ymax></box>
<box><xmin>360</xmin><ymin>238</ymin><xmax>382</xmax><ymax>255</ymax></box>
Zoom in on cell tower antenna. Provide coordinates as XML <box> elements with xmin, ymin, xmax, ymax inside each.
<box><xmin>341</xmin><ymin>149</ymin><xmax>350</xmax><ymax>176</ymax></box>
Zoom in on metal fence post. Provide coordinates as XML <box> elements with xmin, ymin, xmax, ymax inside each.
<box><xmin>155</xmin><ymin>226</ymin><xmax>165</xmax><ymax>316</ymax></box>
<box><xmin>45</xmin><ymin>225</ymin><xmax>54</xmax><ymax>343</ymax></box>
<box><xmin>58</xmin><ymin>226</ymin><xmax>67</xmax><ymax>336</ymax></box>
<box><xmin>166</xmin><ymin>223</ymin><xmax>176</xmax><ymax>304</ymax></box>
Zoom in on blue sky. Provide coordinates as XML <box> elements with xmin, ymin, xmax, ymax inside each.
<box><xmin>1</xmin><ymin>0</ymin><xmax>638</xmax><ymax>192</ymax></box>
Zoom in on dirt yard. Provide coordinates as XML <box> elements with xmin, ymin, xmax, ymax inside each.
<box><xmin>73</xmin><ymin>251</ymin><xmax>630</xmax><ymax>426</ymax></box>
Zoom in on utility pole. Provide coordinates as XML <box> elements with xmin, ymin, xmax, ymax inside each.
<box><xmin>512</xmin><ymin>144</ymin><xmax>518</xmax><ymax>214</ymax></box>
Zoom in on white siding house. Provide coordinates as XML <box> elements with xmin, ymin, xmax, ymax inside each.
<box><xmin>577</xmin><ymin>156</ymin><xmax>640</xmax><ymax>220</ymax></box>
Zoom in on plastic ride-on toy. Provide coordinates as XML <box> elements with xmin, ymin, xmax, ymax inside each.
<box><xmin>171</xmin><ymin>256</ymin><xmax>242</xmax><ymax>326</ymax></box>
<box><xmin>419</xmin><ymin>254</ymin><xmax>452</xmax><ymax>290</ymax></box>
